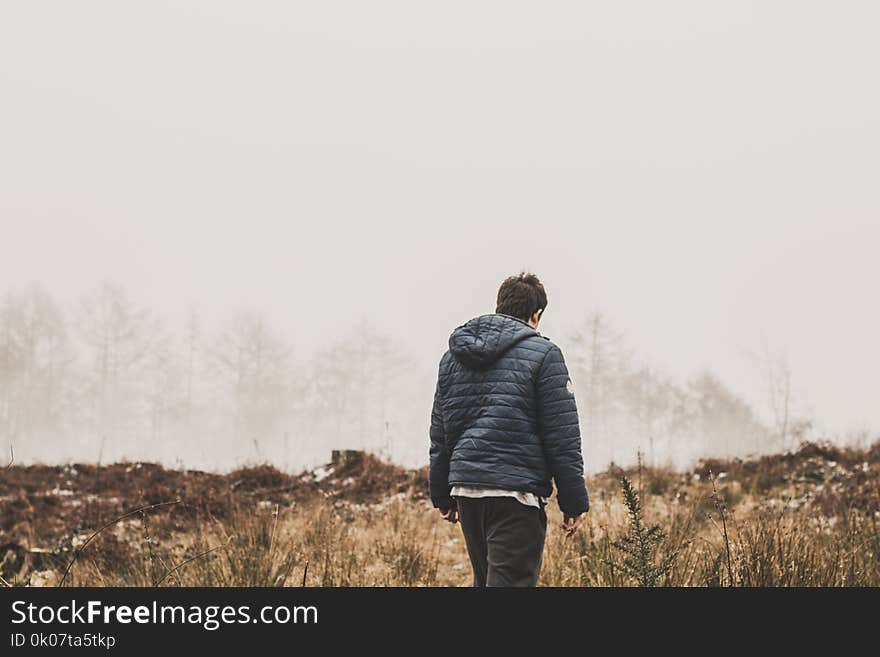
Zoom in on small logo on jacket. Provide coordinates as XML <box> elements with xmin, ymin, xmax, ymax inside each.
<box><xmin>566</xmin><ymin>378</ymin><xmax>574</xmax><ymax>395</ymax></box>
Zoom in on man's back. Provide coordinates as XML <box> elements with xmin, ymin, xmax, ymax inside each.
<box><xmin>429</xmin><ymin>312</ymin><xmax>590</xmax><ymax>517</ymax></box>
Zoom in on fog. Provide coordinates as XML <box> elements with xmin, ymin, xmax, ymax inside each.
<box><xmin>2</xmin><ymin>2</ymin><xmax>878</xmax><ymax>472</ymax></box>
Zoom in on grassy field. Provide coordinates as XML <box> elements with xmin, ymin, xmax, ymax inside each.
<box><xmin>2</xmin><ymin>441</ymin><xmax>879</xmax><ymax>586</ymax></box>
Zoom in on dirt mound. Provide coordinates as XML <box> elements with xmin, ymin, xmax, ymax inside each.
<box><xmin>325</xmin><ymin>452</ymin><xmax>427</xmax><ymax>500</ymax></box>
<box><xmin>687</xmin><ymin>441</ymin><xmax>880</xmax><ymax>515</ymax></box>
<box><xmin>0</xmin><ymin>453</ymin><xmax>430</xmax><ymax>553</ymax></box>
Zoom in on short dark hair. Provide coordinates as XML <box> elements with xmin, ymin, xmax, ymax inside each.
<box><xmin>495</xmin><ymin>272</ymin><xmax>548</xmax><ymax>323</ymax></box>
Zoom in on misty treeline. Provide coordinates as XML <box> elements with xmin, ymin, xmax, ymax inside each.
<box><xmin>0</xmin><ymin>282</ymin><xmax>422</xmax><ymax>470</ymax></box>
<box><xmin>567</xmin><ymin>314</ymin><xmax>809</xmax><ymax>472</ymax></box>
<box><xmin>1</xmin><ymin>283</ymin><xmax>808</xmax><ymax>472</ymax></box>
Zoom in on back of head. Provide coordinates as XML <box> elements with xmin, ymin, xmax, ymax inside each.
<box><xmin>495</xmin><ymin>272</ymin><xmax>548</xmax><ymax>323</ymax></box>
<box><xmin>446</xmin><ymin>272</ymin><xmax>548</xmax><ymax>369</ymax></box>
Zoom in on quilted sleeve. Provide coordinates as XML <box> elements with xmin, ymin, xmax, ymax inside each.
<box><xmin>536</xmin><ymin>345</ymin><xmax>590</xmax><ymax>516</ymax></box>
<box><xmin>429</xmin><ymin>358</ymin><xmax>454</xmax><ymax>511</ymax></box>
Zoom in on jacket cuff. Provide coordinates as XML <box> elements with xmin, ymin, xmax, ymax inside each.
<box><xmin>432</xmin><ymin>496</ymin><xmax>456</xmax><ymax>512</ymax></box>
<box><xmin>558</xmin><ymin>494</ymin><xmax>590</xmax><ymax>517</ymax></box>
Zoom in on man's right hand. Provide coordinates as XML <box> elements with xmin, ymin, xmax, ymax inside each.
<box><xmin>440</xmin><ymin>507</ymin><xmax>459</xmax><ymax>524</ymax></box>
<box><xmin>561</xmin><ymin>512</ymin><xmax>587</xmax><ymax>537</ymax></box>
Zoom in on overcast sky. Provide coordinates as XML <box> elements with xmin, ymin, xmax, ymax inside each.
<box><xmin>2</xmin><ymin>1</ymin><xmax>878</xmax><ymax>436</ymax></box>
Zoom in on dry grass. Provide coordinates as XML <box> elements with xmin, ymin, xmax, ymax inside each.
<box><xmin>1</xmin><ymin>441</ymin><xmax>878</xmax><ymax>587</ymax></box>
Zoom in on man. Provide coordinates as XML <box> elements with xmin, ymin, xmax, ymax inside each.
<box><xmin>429</xmin><ymin>272</ymin><xmax>590</xmax><ymax>587</ymax></box>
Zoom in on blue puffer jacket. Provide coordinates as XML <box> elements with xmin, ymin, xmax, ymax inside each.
<box><xmin>429</xmin><ymin>313</ymin><xmax>590</xmax><ymax>516</ymax></box>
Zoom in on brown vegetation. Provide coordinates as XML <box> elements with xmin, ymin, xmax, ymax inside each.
<box><xmin>1</xmin><ymin>442</ymin><xmax>878</xmax><ymax>587</ymax></box>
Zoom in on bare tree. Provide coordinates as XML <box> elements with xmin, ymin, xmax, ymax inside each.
<box><xmin>742</xmin><ymin>339</ymin><xmax>811</xmax><ymax>453</ymax></box>
<box><xmin>183</xmin><ymin>305</ymin><xmax>201</xmax><ymax>426</ymax></box>
<box><xmin>143</xmin><ymin>317</ymin><xmax>184</xmax><ymax>449</ymax></box>
<box><xmin>209</xmin><ymin>310</ymin><xmax>291</xmax><ymax>460</ymax></box>
<box><xmin>762</xmin><ymin>342</ymin><xmax>792</xmax><ymax>450</ymax></box>
<box><xmin>688</xmin><ymin>370</ymin><xmax>765</xmax><ymax>459</ymax></box>
<box><xmin>306</xmin><ymin>317</ymin><xmax>411</xmax><ymax>457</ymax></box>
<box><xmin>0</xmin><ymin>286</ymin><xmax>72</xmax><ymax>454</ymax></box>
<box><xmin>0</xmin><ymin>297</ymin><xmax>15</xmax><ymax>449</ymax></box>
<box><xmin>76</xmin><ymin>282</ymin><xmax>150</xmax><ymax>463</ymax></box>
<box><xmin>570</xmin><ymin>311</ymin><xmax>630</xmax><ymax>469</ymax></box>
<box><xmin>621</xmin><ymin>365</ymin><xmax>669</xmax><ymax>467</ymax></box>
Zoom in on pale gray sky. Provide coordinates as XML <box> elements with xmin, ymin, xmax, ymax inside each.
<box><xmin>2</xmin><ymin>1</ymin><xmax>879</xmax><ymax>436</ymax></box>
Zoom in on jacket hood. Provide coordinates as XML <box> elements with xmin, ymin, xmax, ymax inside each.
<box><xmin>448</xmin><ymin>314</ymin><xmax>538</xmax><ymax>368</ymax></box>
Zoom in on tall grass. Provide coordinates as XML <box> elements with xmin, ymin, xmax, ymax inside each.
<box><xmin>4</xmin><ymin>442</ymin><xmax>879</xmax><ymax>587</ymax></box>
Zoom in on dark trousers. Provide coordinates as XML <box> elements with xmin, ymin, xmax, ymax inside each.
<box><xmin>456</xmin><ymin>496</ymin><xmax>547</xmax><ymax>587</ymax></box>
